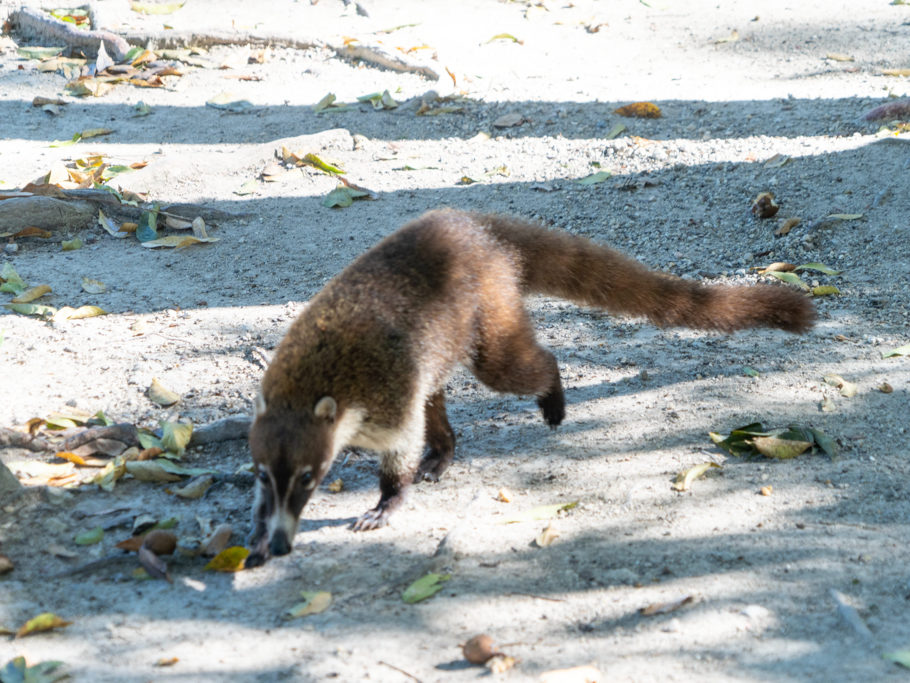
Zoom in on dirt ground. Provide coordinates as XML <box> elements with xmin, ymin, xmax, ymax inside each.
<box><xmin>1</xmin><ymin>0</ymin><xmax>909</xmax><ymax>680</ymax></box>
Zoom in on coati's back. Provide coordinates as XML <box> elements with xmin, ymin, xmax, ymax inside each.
<box><xmin>258</xmin><ymin>210</ymin><xmax>518</xmax><ymax>422</ymax></box>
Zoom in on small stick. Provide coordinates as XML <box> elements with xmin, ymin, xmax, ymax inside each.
<box><xmin>377</xmin><ymin>661</ymin><xmax>422</xmax><ymax>683</ymax></box>
<box><xmin>508</xmin><ymin>591</ymin><xmax>565</xmax><ymax>603</ymax></box>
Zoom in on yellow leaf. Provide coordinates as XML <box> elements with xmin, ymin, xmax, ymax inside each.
<box><xmin>11</xmin><ymin>284</ymin><xmax>51</xmax><ymax>303</ymax></box>
<box><xmin>147</xmin><ymin>378</ymin><xmax>180</xmax><ymax>406</ymax></box>
<box><xmin>614</xmin><ymin>102</ymin><xmax>662</xmax><ymax>118</ymax></box>
<box><xmin>672</xmin><ymin>462</ymin><xmax>721</xmax><ymax>491</ymax></box>
<box><xmin>811</xmin><ymin>285</ymin><xmax>840</xmax><ymax>297</ymax></box>
<box><xmin>140</xmin><ymin>235</ymin><xmax>218</xmax><ymax>248</ymax></box>
<box><xmin>53</xmin><ymin>305</ymin><xmax>107</xmax><ymax>321</ymax></box>
<box><xmin>285</xmin><ymin>591</ymin><xmax>332</xmax><ymax>618</ymax></box>
<box><xmin>130</xmin><ymin>0</ymin><xmax>186</xmax><ymax>14</ymax></box>
<box><xmin>204</xmin><ymin>546</ymin><xmax>250</xmax><ymax>572</ymax></box>
<box><xmin>55</xmin><ymin>451</ymin><xmax>87</xmax><ymax>466</ymax></box>
<box><xmin>81</xmin><ymin>127</ymin><xmax>114</xmax><ymax>139</ymax></box>
<box><xmin>16</xmin><ymin>612</ymin><xmax>72</xmax><ymax>638</ymax></box>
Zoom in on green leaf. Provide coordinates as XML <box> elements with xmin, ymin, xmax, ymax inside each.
<box><xmin>124</xmin><ymin>460</ymin><xmax>183</xmax><ymax>483</ymax></box>
<box><xmin>500</xmin><ymin>500</ymin><xmax>578</xmax><ymax>524</ymax></box>
<box><xmin>150</xmin><ymin>459</ymin><xmax>214</xmax><ymax>476</ymax></box>
<box><xmin>303</xmin><ymin>153</ymin><xmax>344</xmax><ymax>174</ymax></box>
<box><xmin>1</xmin><ymin>656</ymin><xmax>68</xmax><ymax>683</ymax></box>
<box><xmin>882</xmin><ymin>343</ymin><xmax>910</xmax><ymax>359</ymax></box>
<box><xmin>794</xmin><ymin>262</ymin><xmax>841</xmax><ymax>275</ymax></box>
<box><xmin>0</xmin><ymin>263</ymin><xmax>27</xmax><ymax>294</ymax></box>
<box><xmin>138</xmin><ymin>432</ymin><xmax>164</xmax><ymax>450</ymax></box>
<box><xmin>808</xmin><ymin>427</ymin><xmax>838</xmax><ymax>458</ymax></box>
<box><xmin>749</xmin><ymin>436</ymin><xmax>812</xmax><ymax>459</ymax></box>
<box><xmin>16</xmin><ymin>46</ymin><xmax>66</xmax><ymax>60</ymax></box>
<box><xmin>4</xmin><ymin>303</ymin><xmax>57</xmax><ymax>318</ymax></box>
<box><xmin>742</xmin><ymin>366</ymin><xmax>760</xmax><ymax>377</ymax></box>
<box><xmin>402</xmin><ymin>572</ymin><xmax>451</xmax><ymax>603</ymax></box>
<box><xmin>74</xmin><ymin>526</ymin><xmax>104</xmax><ymax>545</ymax></box>
<box><xmin>49</xmin><ymin>133</ymin><xmax>82</xmax><ymax>148</ymax></box>
<box><xmin>160</xmin><ymin>420</ymin><xmax>193</xmax><ymax>456</ymax></box>
<box><xmin>884</xmin><ymin>650</ymin><xmax>910</xmax><ymax>668</ymax></box>
<box><xmin>575</xmin><ymin>171</ymin><xmax>611</xmax><ymax>185</ymax></box>
<box><xmin>136</xmin><ymin>207</ymin><xmax>159</xmax><ymax>243</ymax></box>
<box><xmin>811</xmin><ymin>285</ymin><xmax>840</xmax><ymax>297</ymax></box>
<box><xmin>605</xmin><ymin>123</ymin><xmax>626</xmax><ymax>139</ymax></box>
<box><xmin>767</xmin><ymin>271</ymin><xmax>810</xmax><ymax>291</ymax></box>
<box><xmin>313</xmin><ymin>92</ymin><xmax>336</xmax><ymax>114</ymax></box>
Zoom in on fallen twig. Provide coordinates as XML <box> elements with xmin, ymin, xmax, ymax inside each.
<box><xmin>10</xmin><ymin>7</ymin><xmax>130</xmax><ymax>60</ymax></box>
<box><xmin>0</xmin><ymin>427</ymin><xmax>50</xmax><ymax>452</ymax></box>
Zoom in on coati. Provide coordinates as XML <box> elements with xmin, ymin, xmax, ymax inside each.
<box><xmin>246</xmin><ymin>208</ymin><xmax>814</xmax><ymax>566</ymax></box>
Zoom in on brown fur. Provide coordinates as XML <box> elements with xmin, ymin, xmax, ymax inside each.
<box><xmin>246</xmin><ymin>208</ymin><xmax>814</xmax><ymax>565</ymax></box>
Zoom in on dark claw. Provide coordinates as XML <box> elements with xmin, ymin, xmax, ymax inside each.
<box><xmin>352</xmin><ymin>507</ymin><xmax>390</xmax><ymax>531</ymax></box>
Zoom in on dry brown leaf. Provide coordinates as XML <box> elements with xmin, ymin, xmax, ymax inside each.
<box><xmin>760</xmin><ymin>485</ymin><xmax>773</xmax><ymax>496</ymax></box>
<box><xmin>142</xmin><ymin>529</ymin><xmax>177</xmax><ymax>555</ymax></box>
<box><xmin>497</xmin><ymin>487</ymin><xmax>512</xmax><ymax>503</ymax></box>
<box><xmin>879</xmin><ymin>382</ymin><xmax>894</xmax><ymax>394</ymax></box>
<box><xmin>0</xmin><ymin>554</ymin><xmax>13</xmax><ymax>575</ymax></box>
<box><xmin>775</xmin><ymin>217</ymin><xmax>801</xmax><ymax>236</ymax></box>
<box><xmin>11</xmin><ymin>284</ymin><xmax>51</xmax><ymax>303</ymax></box>
<box><xmin>326</xmin><ymin>478</ymin><xmax>344</xmax><ymax>493</ymax></box>
<box><xmin>202</xmin><ymin>524</ymin><xmax>233</xmax><ymax>556</ymax></box>
<box><xmin>155</xmin><ymin>657</ymin><xmax>179</xmax><ymax>667</ymax></box>
<box><xmin>139</xmin><ymin>544</ymin><xmax>171</xmax><ymax>581</ymax></box>
<box><xmin>751</xmin><ymin>192</ymin><xmax>779</xmax><ymax>219</ymax></box>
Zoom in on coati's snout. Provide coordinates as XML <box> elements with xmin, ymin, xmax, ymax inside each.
<box><xmin>246</xmin><ymin>396</ymin><xmax>337</xmax><ymax>567</ymax></box>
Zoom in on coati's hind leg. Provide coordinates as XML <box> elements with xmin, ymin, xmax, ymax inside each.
<box><xmin>472</xmin><ymin>309</ymin><xmax>565</xmax><ymax>428</ymax></box>
<box><xmin>417</xmin><ymin>390</ymin><xmax>456</xmax><ymax>482</ymax></box>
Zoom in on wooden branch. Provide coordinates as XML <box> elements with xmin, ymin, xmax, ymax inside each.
<box><xmin>0</xmin><ymin>196</ymin><xmax>96</xmax><ymax>232</ymax></box>
<box><xmin>9</xmin><ymin>7</ymin><xmax>130</xmax><ymax>60</ymax></box>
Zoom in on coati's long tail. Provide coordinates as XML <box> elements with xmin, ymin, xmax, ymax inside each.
<box><xmin>481</xmin><ymin>214</ymin><xmax>815</xmax><ymax>334</ymax></box>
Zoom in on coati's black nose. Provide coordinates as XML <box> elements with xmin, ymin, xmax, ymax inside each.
<box><xmin>269</xmin><ymin>530</ymin><xmax>291</xmax><ymax>556</ymax></box>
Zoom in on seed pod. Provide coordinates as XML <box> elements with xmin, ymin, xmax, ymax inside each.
<box><xmin>463</xmin><ymin>634</ymin><xmax>500</xmax><ymax>665</ymax></box>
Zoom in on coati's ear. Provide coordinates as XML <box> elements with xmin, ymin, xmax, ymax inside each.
<box><xmin>314</xmin><ymin>396</ymin><xmax>337</xmax><ymax>422</ymax></box>
<box><xmin>254</xmin><ymin>391</ymin><xmax>267</xmax><ymax>417</ymax></box>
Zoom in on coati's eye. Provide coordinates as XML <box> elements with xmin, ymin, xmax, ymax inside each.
<box><xmin>298</xmin><ymin>471</ymin><xmax>313</xmax><ymax>488</ymax></box>
<box><xmin>257</xmin><ymin>468</ymin><xmax>269</xmax><ymax>483</ymax></box>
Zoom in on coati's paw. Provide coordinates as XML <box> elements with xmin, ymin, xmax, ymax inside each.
<box><xmin>245</xmin><ymin>550</ymin><xmax>269</xmax><ymax>568</ymax></box>
<box><xmin>537</xmin><ymin>390</ymin><xmax>565</xmax><ymax>428</ymax></box>
<box><xmin>416</xmin><ymin>453</ymin><xmax>450</xmax><ymax>482</ymax></box>
<box><xmin>352</xmin><ymin>507</ymin><xmax>391</xmax><ymax>531</ymax></box>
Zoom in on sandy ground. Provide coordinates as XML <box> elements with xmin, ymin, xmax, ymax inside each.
<box><xmin>1</xmin><ymin>0</ymin><xmax>910</xmax><ymax>680</ymax></box>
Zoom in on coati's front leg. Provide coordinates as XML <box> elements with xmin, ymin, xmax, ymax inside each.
<box><xmin>416</xmin><ymin>390</ymin><xmax>456</xmax><ymax>482</ymax></box>
<box><xmin>352</xmin><ymin>466</ymin><xmax>413</xmax><ymax>531</ymax></box>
